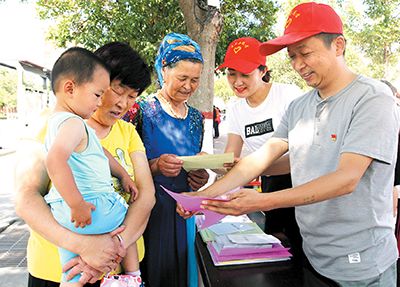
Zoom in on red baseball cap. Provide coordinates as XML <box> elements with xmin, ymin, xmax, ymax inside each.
<box><xmin>217</xmin><ymin>37</ymin><xmax>266</xmax><ymax>74</ymax></box>
<box><xmin>260</xmin><ymin>2</ymin><xmax>343</xmax><ymax>56</ymax></box>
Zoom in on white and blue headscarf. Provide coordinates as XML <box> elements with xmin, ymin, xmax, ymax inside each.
<box><xmin>155</xmin><ymin>33</ymin><xmax>204</xmax><ymax>87</ymax></box>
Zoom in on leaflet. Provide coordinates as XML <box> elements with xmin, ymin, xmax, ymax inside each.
<box><xmin>160</xmin><ymin>185</ymin><xmax>238</xmax><ymax>229</ymax></box>
<box><xmin>177</xmin><ymin>152</ymin><xmax>234</xmax><ymax>171</ymax></box>
<box><xmin>227</xmin><ymin>234</ymin><xmax>281</xmax><ymax>245</ymax></box>
<box><xmin>208</xmin><ymin>222</ymin><xmax>255</xmax><ymax>236</ymax></box>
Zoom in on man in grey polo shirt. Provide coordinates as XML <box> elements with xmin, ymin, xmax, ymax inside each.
<box><xmin>195</xmin><ymin>2</ymin><xmax>399</xmax><ymax>286</ymax></box>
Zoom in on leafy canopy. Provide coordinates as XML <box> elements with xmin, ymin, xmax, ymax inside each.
<box><xmin>344</xmin><ymin>0</ymin><xmax>400</xmax><ymax>79</ymax></box>
<box><xmin>37</xmin><ymin>0</ymin><xmax>278</xmax><ymax>68</ymax></box>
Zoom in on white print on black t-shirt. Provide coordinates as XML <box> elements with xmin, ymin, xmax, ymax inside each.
<box><xmin>245</xmin><ymin>118</ymin><xmax>274</xmax><ymax>138</ymax></box>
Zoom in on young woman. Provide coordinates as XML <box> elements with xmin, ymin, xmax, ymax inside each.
<box><xmin>216</xmin><ymin>37</ymin><xmax>304</xmax><ymax>260</ymax></box>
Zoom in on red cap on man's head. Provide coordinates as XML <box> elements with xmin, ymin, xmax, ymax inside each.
<box><xmin>260</xmin><ymin>2</ymin><xmax>343</xmax><ymax>56</ymax></box>
<box><xmin>217</xmin><ymin>37</ymin><xmax>266</xmax><ymax>74</ymax></box>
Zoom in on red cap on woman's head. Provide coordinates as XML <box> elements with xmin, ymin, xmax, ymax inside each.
<box><xmin>217</xmin><ymin>37</ymin><xmax>266</xmax><ymax>74</ymax></box>
<box><xmin>260</xmin><ymin>2</ymin><xmax>343</xmax><ymax>56</ymax></box>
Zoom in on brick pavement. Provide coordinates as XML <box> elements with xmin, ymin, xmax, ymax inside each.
<box><xmin>0</xmin><ymin>148</ymin><xmax>28</xmax><ymax>286</ymax></box>
<box><xmin>0</xmin><ymin>219</ymin><xmax>29</xmax><ymax>287</ymax></box>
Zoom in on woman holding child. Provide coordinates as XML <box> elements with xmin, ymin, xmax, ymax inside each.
<box><xmin>16</xmin><ymin>42</ymin><xmax>155</xmax><ymax>287</ymax></box>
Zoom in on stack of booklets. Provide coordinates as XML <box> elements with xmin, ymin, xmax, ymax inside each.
<box><xmin>197</xmin><ymin>215</ymin><xmax>292</xmax><ymax>266</ymax></box>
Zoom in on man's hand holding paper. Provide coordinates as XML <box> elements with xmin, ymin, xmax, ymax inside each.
<box><xmin>176</xmin><ymin>186</ymin><xmax>239</xmax><ymax>219</ymax></box>
<box><xmin>162</xmin><ymin>185</ymin><xmax>239</xmax><ymax>229</ymax></box>
<box><xmin>200</xmin><ymin>188</ymin><xmax>264</xmax><ymax>216</ymax></box>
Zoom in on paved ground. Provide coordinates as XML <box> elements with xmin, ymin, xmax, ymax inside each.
<box><xmin>0</xmin><ymin>119</ymin><xmax>40</xmax><ymax>286</ymax></box>
<box><xmin>0</xmin><ymin>221</ymin><xmax>29</xmax><ymax>287</ymax></box>
<box><xmin>0</xmin><ymin>151</ymin><xmax>28</xmax><ymax>287</ymax></box>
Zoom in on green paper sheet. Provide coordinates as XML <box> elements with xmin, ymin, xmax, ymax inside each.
<box><xmin>177</xmin><ymin>152</ymin><xmax>234</xmax><ymax>171</ymax></box>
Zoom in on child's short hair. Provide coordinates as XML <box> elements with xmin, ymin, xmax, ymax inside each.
<box><xmin>95</xmin><ymin>42</ymin><xmax>151</xmax><ymax>96</ymax></box>
<box><xmin>51</xmin><ymin>47</ymin><xmax>110</xmax><ymax>93</ymax></box>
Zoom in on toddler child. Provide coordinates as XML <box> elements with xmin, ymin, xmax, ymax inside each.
<box><xmin>44</xmin><ymin>47</ymin><xmax>142</xmax><ymax>287</ymax></box>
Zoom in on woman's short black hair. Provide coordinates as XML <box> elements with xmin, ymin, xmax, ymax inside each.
<box><xmin>95</xmin><ymin>42</ymin><xmax>151</xmax><ymax>95</ymax></box>
<box><xmin>258</xmin><ymin>65</ymin><xmax>272</xmax><ymax>83</ymax></box>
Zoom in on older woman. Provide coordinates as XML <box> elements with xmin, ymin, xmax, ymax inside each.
<box><xmin>123</xmin><ymin>33</ymin><xmax>208</xmax><ymax>287</ymax></box>
<box><xmin>89</xmin><ymin>41</ymin><xmax>156</xmax><ymax>267</ymax></box>
<box><xmin>16</xmin><ymin>42</ymin><xmax>155</xmax><ymax>287</ymax></box>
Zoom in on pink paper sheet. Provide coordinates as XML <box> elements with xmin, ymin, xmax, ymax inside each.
<box><xmin>213</xmin><ymin>243</ymin><xmax>290</xmax><ymax>257</ymax></box>
<box><xmin>208</xmin><ymin>244</ymin><xmax>292</xmax><ymax>262</ymax></box>
<box><xmin>160</xmin><ymin>185</ymin><xmax>237</xmax><ymax>229</ymax></box>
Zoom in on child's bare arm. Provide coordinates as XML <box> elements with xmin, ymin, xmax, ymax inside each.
<box><xmin>46</xmin><ymin>117</ymin><xmax>95</xmax><ymax>227</ymax></box>
<box><xmin>103</xmin><ymin>148</ymin><xmax>139</xmax><ymax>201</ymax></box>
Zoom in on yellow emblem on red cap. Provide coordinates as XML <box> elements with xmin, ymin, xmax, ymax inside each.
<box><xmin>231</xmin><ymin>41</ymin><xmax>250</xmax><ymax>54</ymax></box>
<box><xmin>285</xmin><ymin>10</ymin><xmax>301</xmax><ymax>29</ymax></box>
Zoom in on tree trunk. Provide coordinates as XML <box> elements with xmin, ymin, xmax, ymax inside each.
<box><xmin>178</xmin><ymin>0</ymin><xmax>223</xmax><ymax>114</ymax></box>
<box><xmin>383</xmin><ymin>44</ymin><xmax>390</xmax><ymax>79</ymax></box>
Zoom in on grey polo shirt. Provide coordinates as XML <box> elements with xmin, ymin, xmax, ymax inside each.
<box><xmin>273</xmin><ymin>75</ymin><xmax>399</xmax><ymax>281</ymax></box>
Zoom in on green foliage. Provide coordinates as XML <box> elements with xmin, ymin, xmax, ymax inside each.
<box><xmin>344</xmin><ymin>0</ymin><xmax>400</xmax><ymax>79</ymax></box>
<box><xmin>214</xmin><ymin>74</ymin><xmax>234</xmax><ymax>102</ymax></box>
<box><xmin>267</xmin><ymin>51</ymin><xmax>309</xmax><ymax>91</ymax></box>
<box><xmin>0</xmin><ymin>68</ymin><xmax>17</xmax><ymax>108</ymax></box>
<box><xmin>35</xmin><ymin>0</ymin><xmax>400</xmax><ymax>96</ymax></box>
<box><xmin>37</xmin><ymin>0</ymin><xmax>185</xmax><ymax>67</ymax></box>
<box><xmin>216</xmin><ymin>0</ymin><xmax>278</xmax><ymax>65</ymax></box>
<box><xmin>343</xmin><ymin>43</ymin><xmax>372</xmax><ymax>77</ymax></box>
<box><xmin>36</xmin><ymin>0</ymin><xmax>278</xmax><ymax>69</ymax></box>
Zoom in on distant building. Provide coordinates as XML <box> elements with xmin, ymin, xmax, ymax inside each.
<box><xmin>0</xmin><ymin>60</ymin><xmax>52</xmax><ymax>123</ymax></box>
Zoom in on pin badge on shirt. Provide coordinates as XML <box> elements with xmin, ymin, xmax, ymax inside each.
<box><xmin>348</xmin><ymin>252</ymin><xmax>361</xmax><ymax>264</ymax></box>
<box><xmin>331</xmin><ymin>134</ymin><xmax>337</xmax><ymax>142</ymax></box>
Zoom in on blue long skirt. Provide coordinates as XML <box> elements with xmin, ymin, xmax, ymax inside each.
<box><xmin>141</xmin><ymin>183</ymin><xmax>198</xmax><ymax>287</ymax></box>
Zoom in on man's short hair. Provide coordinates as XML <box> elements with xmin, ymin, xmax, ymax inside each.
<box><xmin>95</xmin><ymin>42</ymin><xmax>151</xmax><ymax>96</ymax></box>
<box><xmin>51</xmin><ymin>47</ymin><xmax>110</xmax><ymax>93</ymax></box>
<box><xmin>314</xmin><ymin>33</ymin><xmax>346</xmax><ymax>55</ymax></box>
